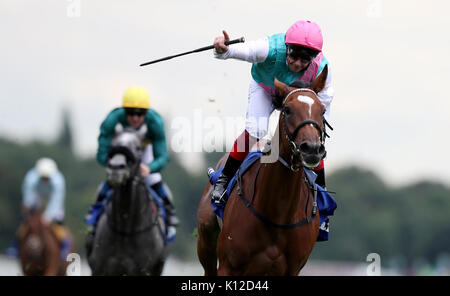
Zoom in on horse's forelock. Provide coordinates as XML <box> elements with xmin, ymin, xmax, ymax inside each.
<box><xmin>274</xmin><ymin>81</ymin><xmax>315</xmax><ymax>109</ymax></box>
<box><xmin>112</xmin><ymin>132</ymin><xmax>141</xmax><ymax>150</ymax></box>
<box><xmin>109</xmin><ymin>130</ymin><xmax>143</xmax><ymax>165</ymax></box>
<box><xmin>289</xmin><ymin>80</ymin><xmax>312</xmax><ymax>89</ymax></box>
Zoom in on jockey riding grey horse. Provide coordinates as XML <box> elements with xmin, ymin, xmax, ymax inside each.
<box><xmin>87</xmin><ymin>124</ymin><xmax>169</xmax><ymax>275</ymax></box>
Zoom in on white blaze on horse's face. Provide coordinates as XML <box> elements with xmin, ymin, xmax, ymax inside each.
<box><xmin>297</xmin><ymin>95</ymin><xmax>315</xmax><ymax>118</ymax></box>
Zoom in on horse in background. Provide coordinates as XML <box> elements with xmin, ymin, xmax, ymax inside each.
<box><xmin>197</xmin><ymin>66</ymin><xmax>329</xmax><ymax>275</ymax></box>
<box><xmin>87</xmin><ymin>124</ymin><xmax>169</xmax><ymax>275</ymax></box>
<box><xmin>18</xmin><ymin>208</ymin><xmax>69</xmax><ymax>275</ymax></box>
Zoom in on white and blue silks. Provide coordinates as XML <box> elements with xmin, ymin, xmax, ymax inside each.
<box><xmin>209</xmin><ymin>151</ymin><xmax>337</xmax><ymax>241</ymax></box>
<box><xmin>22</xmin><ymin>168</ymin><xmax>66</xmax><ymax>222</ymax></box>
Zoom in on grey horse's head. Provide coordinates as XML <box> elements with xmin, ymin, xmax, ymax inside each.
<box><xmin>106</xmin><ymin>123</ymin><xmax>147</xmax><ymax>186</ymax></box>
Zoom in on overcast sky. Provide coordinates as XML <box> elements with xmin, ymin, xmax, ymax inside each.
<box><xmin>1</xmin><ymin>0</ymin><xmax>449</xmax><ymax>186</ymax></box>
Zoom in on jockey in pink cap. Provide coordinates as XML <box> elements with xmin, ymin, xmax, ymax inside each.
<box><xmin>211</xmin><ymin>20</ymin><xmax>334</xmax><ymax>203</ymax></box>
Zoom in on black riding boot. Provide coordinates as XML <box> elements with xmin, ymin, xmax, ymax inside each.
<box><xmin>212</xmin><ymin>155</ymin><xmax>243</xmax><ymax>203</ymax></box>
<box><xmin>163</xmin><ymin>197</ymin><xmax>179</xmax><ymax>227</ymax></box>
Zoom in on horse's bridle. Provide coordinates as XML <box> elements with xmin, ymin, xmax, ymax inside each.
<box><xmin>280</xmin><ymin>88</ymin><xmax>332</xmax><ymax>171</ymax></box>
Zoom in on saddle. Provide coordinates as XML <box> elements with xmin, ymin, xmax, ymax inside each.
<box><xmin>208</xmin><ymin>150</ymin><xmax>337</xmax><ymax>241</ymax></box>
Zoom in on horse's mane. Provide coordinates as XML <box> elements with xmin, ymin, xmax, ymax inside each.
<box><xmin>272</xmin><ymin>80</ymin><xmax>313</xmax><ymax>110</ymax></box>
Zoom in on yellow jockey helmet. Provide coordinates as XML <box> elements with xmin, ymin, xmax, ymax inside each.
<box><xmin>122</xmin><ymin>87</ymin><xmax>150</xmax><ymax>109</ymax></box>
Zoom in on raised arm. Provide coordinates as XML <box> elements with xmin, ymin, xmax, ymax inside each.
<box><xmin>213</xmin><ymin>30</ymin><xmax>269</xmax><ymax>63</ymax></box>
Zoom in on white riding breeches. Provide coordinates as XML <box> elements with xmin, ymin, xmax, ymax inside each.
<box><xmin>245</xmin><ymin>78</ymin><xmax>275</xmax><ymax>139</ymax></box>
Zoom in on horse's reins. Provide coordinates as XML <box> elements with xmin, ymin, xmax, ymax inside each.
<box><xmin>235</xmin><ymin>88</ymin><xmax>333</xmax><ymax>229</ymax></box>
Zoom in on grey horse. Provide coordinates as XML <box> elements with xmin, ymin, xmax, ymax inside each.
<box><xmin>87</xmin><ymin>124</ymin><xmax>169</xmax><ymax>275</ymax></box>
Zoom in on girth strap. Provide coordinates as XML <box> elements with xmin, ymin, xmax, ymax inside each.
<box><xmin>235</xmin><ymin>163</ymin><xmax>317</xmax><ymax>229</ymax></box>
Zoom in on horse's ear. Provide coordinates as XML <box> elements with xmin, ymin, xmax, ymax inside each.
<box><xmin>310</xmin><ymin>64</ymin><xmax>328</xmax><ymax>94</ymax></box>
<box><xmin>114</xmin><ymin>123</ymin><xmax>124</xmax><ymax>135</ymax></box>
<box><xmin>274</xmin><ymin>78</ymin><xmax>291</xmax><ymax>98</ymax></box>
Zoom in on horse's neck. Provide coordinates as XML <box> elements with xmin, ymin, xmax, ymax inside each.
<box><xmin>257</xmin><ymin>154</ymin><xmax>308</xmax><ymax>220</ymax></box>
<box><xmin>110</xmin><ymin>177</ymin><xmax>151</xmax><ymax>229</ymax></box>
<box><xmin>28</xmin><ymin>216</ymin><xmax>47</xmax><ymax>237</ymax></box>
<box><xmin>23</xmin><ymin>217</ymin><xmax>59</xmax><ymax>267</ymax></box>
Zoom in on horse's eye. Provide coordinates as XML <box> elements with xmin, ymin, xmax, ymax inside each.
<box><xmin>283</xmin><ymin>106</ymin><xmax>291</xmax><ymax>116</ymax></box>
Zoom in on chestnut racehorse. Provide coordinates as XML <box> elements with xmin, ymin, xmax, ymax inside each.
<box><xmin>18</xmin><ymin>209</ymin><xmax>69</xmax><ymax>276</ymax></box>
<box><xmin>197</xmin><ymin>66</ymin><xmax>329</xmax><ymax>275</ymax></box>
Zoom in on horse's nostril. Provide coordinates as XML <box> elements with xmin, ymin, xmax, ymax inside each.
<box><xmin>299</xmin><ymin>142</ymin><xmax>325</xmax><ymax>155</ymax></box>
<box><xmin>299</xmin><ymin>142</ymin><xmax>322</xmax><ymax>155</ymax></box>
<box><xmin>299</xmin><ymin>143</ymin><xmax>311</xmax><ymax>153</ymax></box>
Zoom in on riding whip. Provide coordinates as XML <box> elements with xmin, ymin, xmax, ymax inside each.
<box><xmin>140</xmin><ymin>37</ymin><xmax>245</xmax><ymax>66</ymax></box>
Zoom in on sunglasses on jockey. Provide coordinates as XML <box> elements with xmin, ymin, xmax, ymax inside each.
<box><xmin>125</xmin><ymin>108</ymin><xmax>147</xmax><ymax>117</ymax></box>
<box><xmin>286</xmin><ymin>44</ymin><xmax>320</xmax><ymax>63</ymax></box>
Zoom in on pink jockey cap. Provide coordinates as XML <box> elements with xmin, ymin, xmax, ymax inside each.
<box><xmin>285</xmin><ymin>20</ymin><xmax>323</xmax><ymax>51</ymax></box>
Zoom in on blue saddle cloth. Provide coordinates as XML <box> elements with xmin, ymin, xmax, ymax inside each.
<box><xmin>209</xmin><ymin>151</ymin><xmax>337</xmax><ymax>241</ymax></box>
